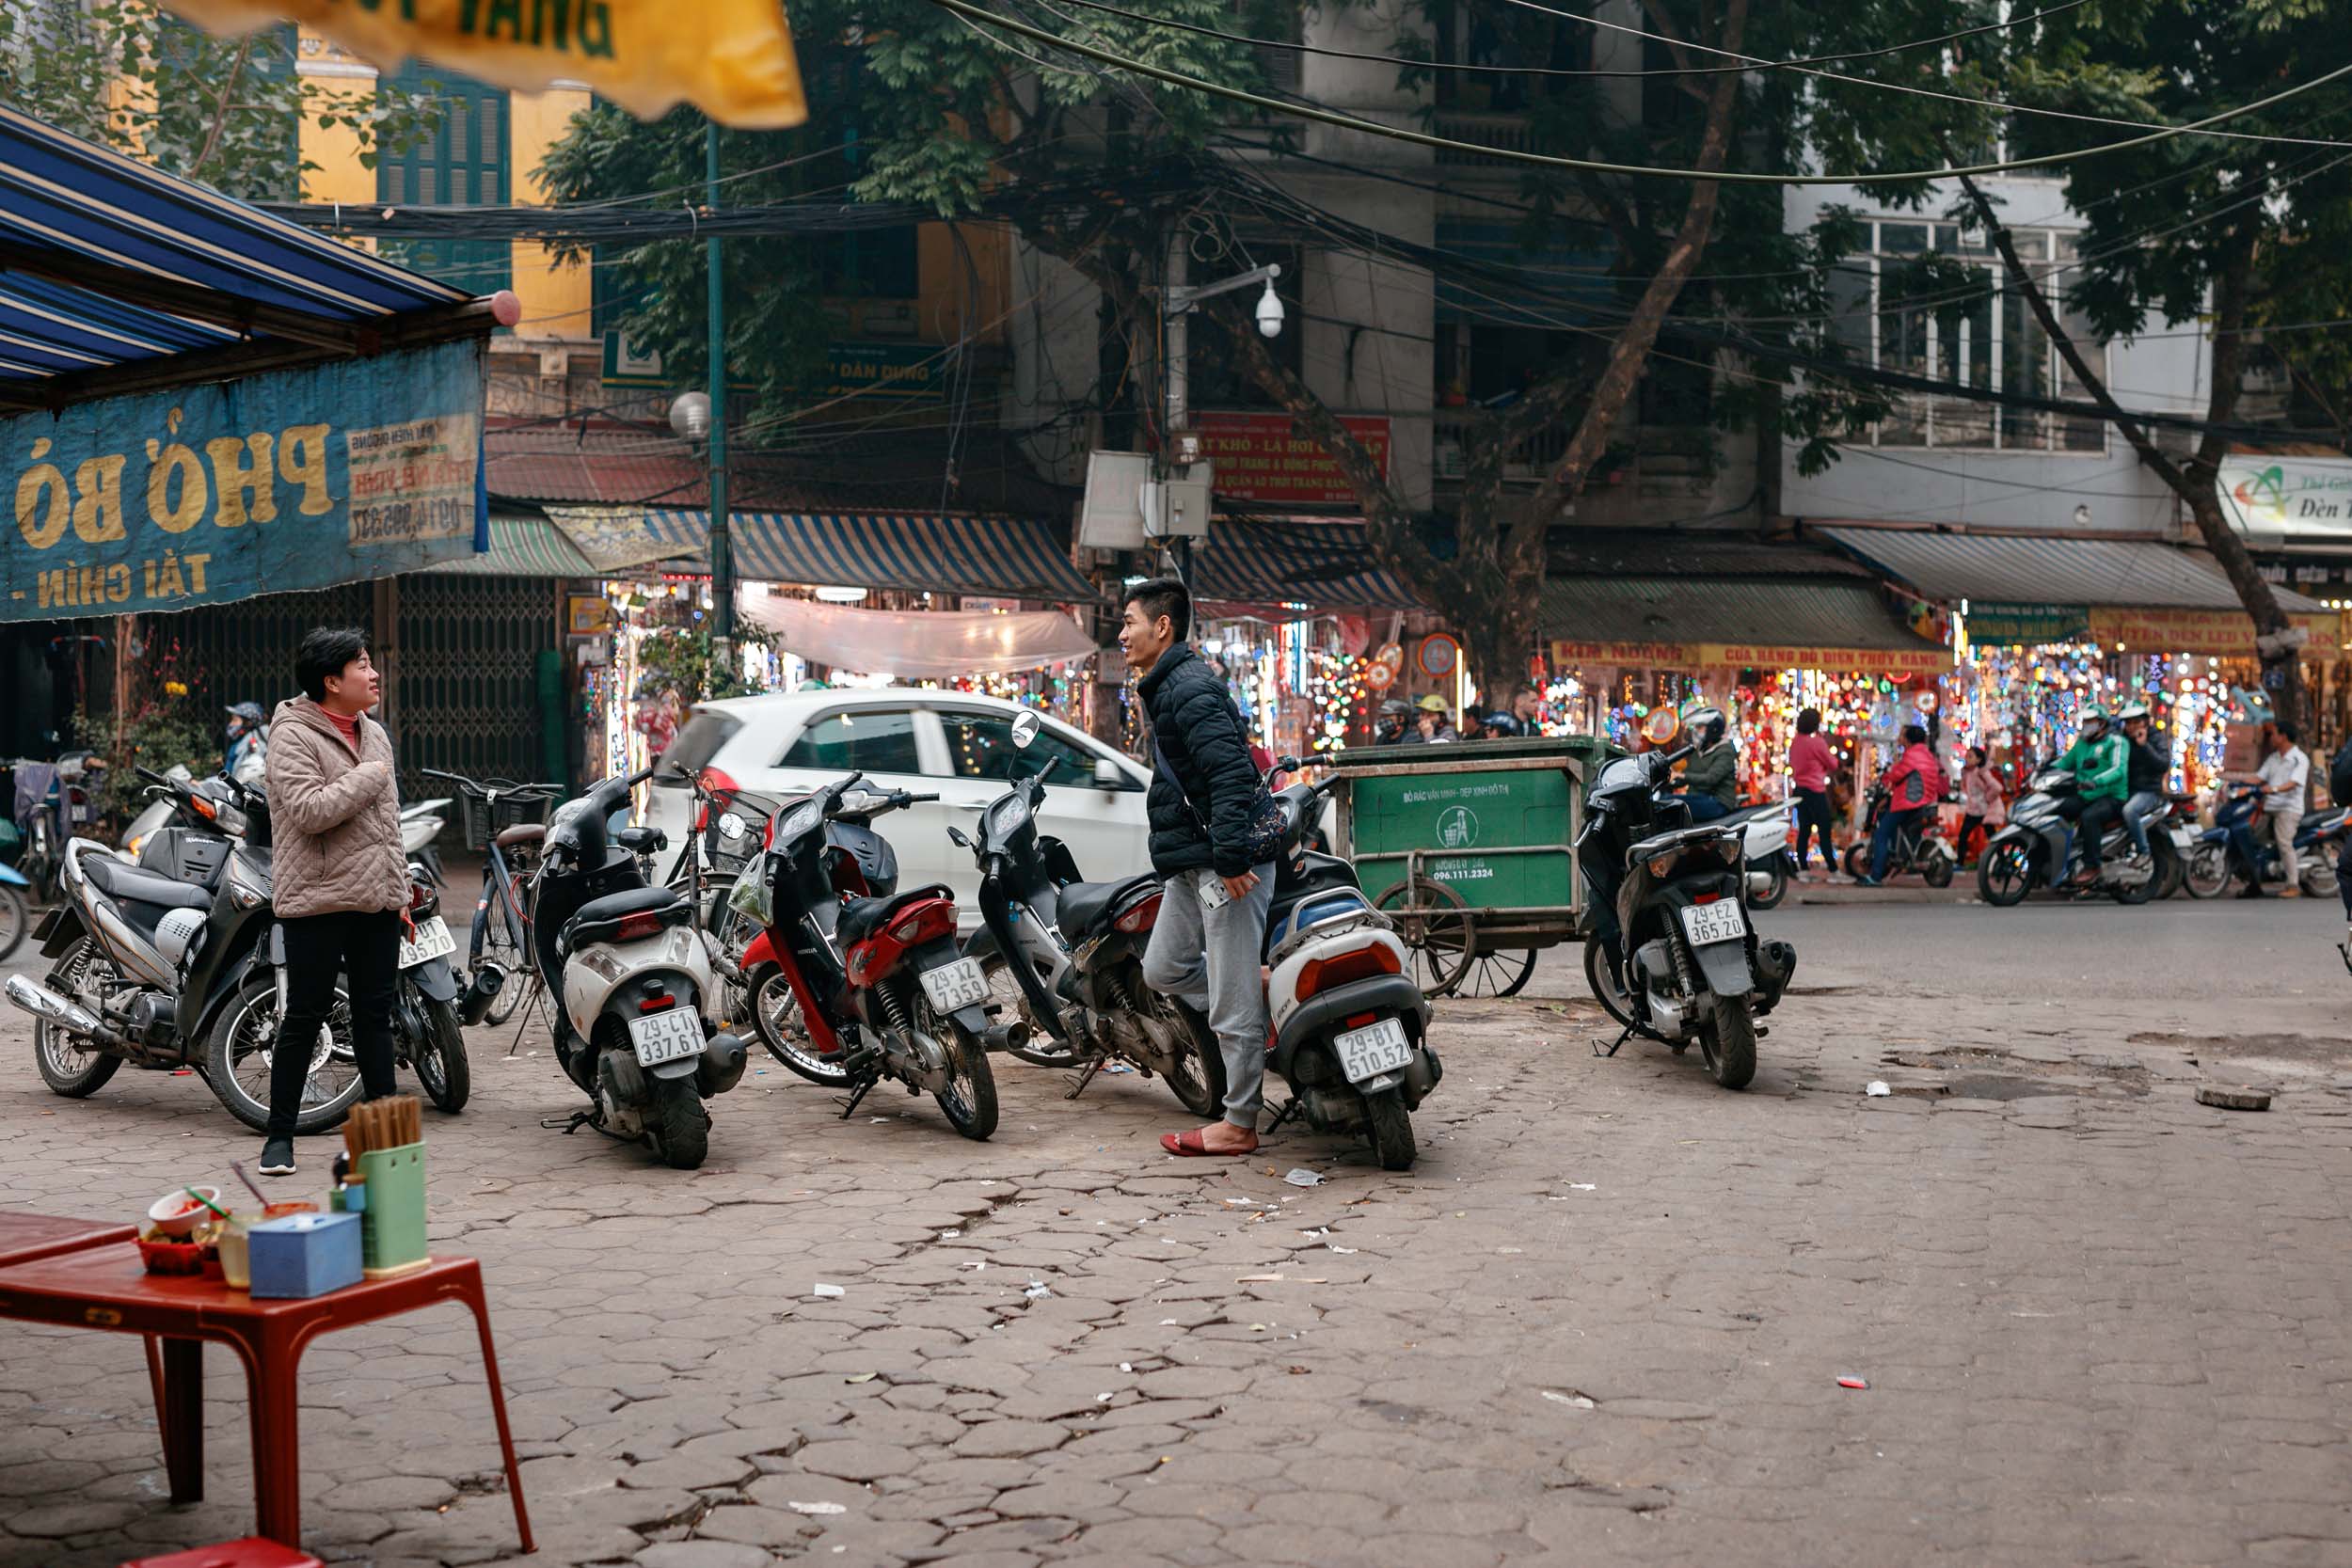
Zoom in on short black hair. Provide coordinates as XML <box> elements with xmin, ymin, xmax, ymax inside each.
<box><xmin>1120</xmin><ymin>578</ymin><xmax>1191</xmax><ymax>641</ymax></box>
<box><xmin>296</xmin><ymin>626</ymin><xmax>369</xmax><ymax>703</ymax></box>
<box><xmin>2276</xmin><ymin>718</ymin><xmax>2301</xmax><ymax>744</ymax></box>
<box><xmin>1796</xmin><ymin>706</ymin><xmax>1820</xmax><ymax>735</ymax></box>
<box><xmin>1901</xmin><ymin>722</ymin><xmax>1928</xmax><ymax>745</ymax></box>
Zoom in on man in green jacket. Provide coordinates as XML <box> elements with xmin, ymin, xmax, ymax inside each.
<box><xmin>2053</xmin><ymin>705</ymin><xmax>2128</xmax><ymax>881</ymax></box>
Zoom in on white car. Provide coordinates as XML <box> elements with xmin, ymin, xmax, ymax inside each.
<box><xmin>646</xmin><ymin>689</ymin><xmax>1152</xmax><ymax>919</ymax></box>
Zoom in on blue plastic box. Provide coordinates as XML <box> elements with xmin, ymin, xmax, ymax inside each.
<box><xmin>246</xmin><ymin>1210</ymin><xmax>362</xmax><ymax>1299</ymax></box>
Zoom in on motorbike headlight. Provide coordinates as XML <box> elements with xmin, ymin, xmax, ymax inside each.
<box><xmin>779</xmin><ymin>800</ymin><xmax>824</xmax><ymax>844</ymax></box>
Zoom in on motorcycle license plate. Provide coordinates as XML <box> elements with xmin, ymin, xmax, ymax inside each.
<box><xmin>920</xmin><ymin>958</ymin><xmax>989</xmax><ymax>1011</ymax></box>
<box><xmin>1334</xmin><ymin>1018</ymin><xmax>1413</xmax><ymax>1083</ymax></box>
<box><xmin>397</xmin><ymin>916</ymin><xmax>455</xmax><ymax>969</ymax></box>
<box><xmin>628</xmin><ymin>1006</ymin><xmax>704</xmax><ymax>1067</ymax></box>
<box><xmin>1679</xmin><ymin>901</ymin><xmax>1747</xmax><ymax>947</ymax></box>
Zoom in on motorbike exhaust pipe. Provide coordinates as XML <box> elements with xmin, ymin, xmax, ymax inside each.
<box><xmin>982</xmin><ymin>1020</ymin><xmax>1030</xmax><ymax>1053</ymax></box>
<box><xmin>456</xmin><ymin>965</ymin><xmax>505</xmax><ymax>1026</ymax></box>
<box><xmin>5</xmin><ymin>976</ymin><xmax>130</xmax><ymax>1052</ymax></box>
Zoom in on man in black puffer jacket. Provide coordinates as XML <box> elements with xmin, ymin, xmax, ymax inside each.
<box><xmin>1121</xmin><ymin>578</ymin><xmax>1278</xmax><ymax>1158</ymax></box>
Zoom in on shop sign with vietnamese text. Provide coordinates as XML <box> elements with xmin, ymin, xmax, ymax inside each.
<box><xmin>1194</xmin><ymin>412</ymin><xmax>1390</xmax><ymax>506</ymax></box>
<box><xmin>1701</xmin><ymin>641</ymin><xmax>1954</xmax><ymax>675</ymax></box>
<box><xmin>2086</xmin><ymin>606</ymin><xmax>2344</xmax><ymax>656</ymax></box>
<box><xmin>164</xmin><ymin>0</ymin><xmax>805</xmax><ymax>128</ymax></box>
<box><xmin>1549</xmin><ymin>639</ymin><xmax>1700</xmax><ymax>668</ymax></box>
<box><xmin>1963</xmin><ymin>601</ymin><xmax>2090</xmax><ymax>646</ymax></box>
<box><xmin>2218</xmin><ymin>456</ymin><xmax>2352</xmax><ymax>539</ymax></box>
<box><xmin>3</xmin><ymin>340</ymin><xmax>486</xmax><ymax>623</ymax></box>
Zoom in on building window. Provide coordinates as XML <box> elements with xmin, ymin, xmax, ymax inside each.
<box><xmin>1843</xmin><ymin>218</ymin><xmax>2107</xmax><ymax>453</ymax></box>
<box><xmin>817</xmin><ymin>228</ymin><xmax>920</xmax><ymax>301</ymax></box>
<box><xmin>376</xmin><ymin>62</ymin><xmax>511</xmax><ymax>294</ymax></box>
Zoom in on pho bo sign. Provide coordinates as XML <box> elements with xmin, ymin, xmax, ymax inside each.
<box><xmin>2220</xmin><ymin>457</ymin><xmax>2352</xmax><ymax>540</ymax></box>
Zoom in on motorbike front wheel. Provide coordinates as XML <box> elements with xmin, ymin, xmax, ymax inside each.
<box><xmin>1705</xmin><ymin>995</ymin><xmax>1757</xmax><ymax>1090</ymax></box>
<box><xmin>647</xmin><ymin>1074</ymin><xmax>709</xmax><ymax>1169</ymax></box>
<box><xmin>2184</xmin><ymin>842</ymin><xmax>2233</xmax><ymax>900</ymax></box>
<box><xmin>2305</xmin><ymin>856</ymin><xmax>2341</xmax><ymax>899</ymax></box>
<box><xmin>1746</xmin><ymin>855</ymin><xmax>1788</xmax><ymax>911</ymax></box>
<box><xmin>1362</xmin><ymin>1088</ymin><xmax>1416</xmax><ymax>1171</ymax></box>
<box><xmin>204</xmin><ymin>972</ymin><xmax>365</xmax><ymax>1135</ymax></box>
<box><xmin>749</xmin><ymin>964</ymin><xmax>852</xmax><ymax>1086</ymax></box>
<box><xmin>0</xmin><ymin>883</ymin><xmax>26</xmax><ymax>963</ymax></box>
<box><xmin>1978</xmin><ymin>844</ymin><xmax>2035</xmax><ymax>908</ymax></box>
<box><xmin>922</xmin><ymin>996</ymin><xmax>998</xmax><ymax>1140</ymax></box>
<box><xmin>1582</xmin><ymin>936</ymin><xmax>1638</xmax><ymax>1030</ymax></box>
<box><xmin>1842</xmin><ymin>843</ymin><xmax>1869</xmax><ymax>879</ymax></box>
<box><xmin>410</xmin><ymin>993</ymin><xmax>471</xmax><ymax>1113</ymax></box>
<box><xmin>34</xmin><ymin>938</ymin><xmax>122</xmax><ymax>1099</ymax></box>
<box><xmin>1921</xmin><ymin>847</ymin><xmax>1955</xmax><ymax>890</ymax></box>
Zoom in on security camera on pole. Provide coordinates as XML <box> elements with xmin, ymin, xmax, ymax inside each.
<box><xmin>1156</xmin><ymin>245</ymin><xmax>1283</xmax><ymax>581</ymax></box>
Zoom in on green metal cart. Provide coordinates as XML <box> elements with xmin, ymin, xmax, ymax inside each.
<box><xmin>1323</xmin><ymin>736</ymin><xmax>1615</xmax><ymax>999</ymax></box>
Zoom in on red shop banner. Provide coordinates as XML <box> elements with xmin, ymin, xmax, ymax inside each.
<box><xmin>1193</xmin><ymin>412</ymin><xmax>1391</xmax><ymax>505</ymax></box>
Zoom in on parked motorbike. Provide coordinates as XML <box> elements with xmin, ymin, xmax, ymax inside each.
<box><xmin>1580</xmin><ymin>746</ymin><xmax>1796</xmax><ymax>1090</ymax></box>
<box><xmin>1717</xmin><ymin>800</ymin><xmax>1796</xmax><ymax>911</ymax></box>
<box><xmin>527</xmin><ymin>766</ymin><xmax>748</xmax><ymax>1168</ymax></box>
<box><xmin>393</xmin><ymin>859</ymin><xmax>470</xmax><ymax>1113</ymax></box>
<box><xmin>732</xmin><ymin>769</ymin><xmax>1009</xmax><ymax>1138</ymax></box>
<box><xmin>401</xmin><ymin>797</ymin><xmax>451</xmax><ymax>888</ymax></box>
<box><xmin>0</xmin><ymin>860</ymin><xmax>25</xmax><ymax>963</ymax></box>
<box><xmin>1254</xmin><ymin>758</ymin><xmax>1439</xmax><ymax>1169</ymax></box>
<box><xmin>2185</xmin><ymin>783</ymin><xmax>2344</xmax><ymax>899</ymax></box>
<box><xmin>4</xmin><ymin>781</ymin><xmax>370</xmax><ymax>1131</ymax></box>
<box><xmin>124</xmin><ymin>768</ymin><xmax>247</xmax><ymax>888</ymax></box>
<box><xmin>951</xmin><ymin>711</ymin><xmax>1222</xmax><ymax>1117</ymax></box>
<box><xmin>1981</xmin><ymin>766</ymin><xmax>2178</xmax><ymax>907</ymax></box>
<box><xmin>1842</xmin><ymin>783</ymin><xmax>1957</xmax><ymax>887</ymax></box>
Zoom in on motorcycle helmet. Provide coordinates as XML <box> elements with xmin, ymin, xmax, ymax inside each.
<box><xmin>1379</xmin><ymin>698</ymin><xmax>1413</xmax><ymax>721</ymax></box>
<box><xmin>1683</xmin><ymin>702</ymin><xmax>1728</xmax><ymax>750</ymax></box>
<box><xmin>1417</xmin><ymin>694</ymin><xmax>1450</xmax><ymax>713</ymax></box>
<box><xmin>2116</xmin><ymin>702</ymin><xmax>2151</xmax><ymax>723</ymax></box>
<box><xmin>2078</xmin><ymin>704</ymin><xmax>2110</xmax><ymax>737</ymax></box>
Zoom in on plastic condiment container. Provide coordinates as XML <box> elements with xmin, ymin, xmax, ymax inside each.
<box><xmin>217</xmin><ymin>1213</ymin><xmax>254</xmax><ymax>1290</ymax></box>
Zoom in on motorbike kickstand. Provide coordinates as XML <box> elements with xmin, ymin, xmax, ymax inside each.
<box><xmin>1263</xmin><ymin>1096</ymin><xmax>1302</xmax><ymax>1133</ymax></box>
<box><xmin>1064</xmin><ymin>1052</ymin><xmax>1110</xmax><ymax>1100</ymax></box>
<box><xmin>542</xmin><ymin>1109</ymin><xmax>599</xmax><ymax>1135</ymax></box>
<box><xmin>836</xmin><ymin>1075</ymin><xmax>878</xmax><ymax>1119</ymax></box>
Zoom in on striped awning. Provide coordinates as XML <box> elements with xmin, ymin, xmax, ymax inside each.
<box><xmin>1542</xmin><ymin>576</ymin><xmax>1935</xmax><ymax>651</ymax></box>
<box><xmin>0</xmin><ymin>106</ymin><xmax>470</xmax><ymax>390</ymax></box>
<box><xmin>1192</xmin><ymin>519</ymin><xmax>1422</xmax><ymax>610</ymax></box>
<box><xmin>1817</xmin><ymin>526</ymin><xmax>2327</xmax><ymax>611</ymax></box>
<box><xmin>646</xmin><ymin>511</ymin><xmax>1097</xmax><ymax>601</ymax></box>
<box><xmin>424</xmin><ymin>515</ymin><xmax>596</xmax><ymax>578</ymax></box>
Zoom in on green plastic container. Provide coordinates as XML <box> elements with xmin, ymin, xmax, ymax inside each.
<box><xmin>1327</xmin><ymin>736</ymin><xmax>1614</xmax><ymax>918</ymax></box>
<box><xmin>351</xmin><ymin>1143</ymin><xmax>429</xmax><ymax>1277</ymax></box>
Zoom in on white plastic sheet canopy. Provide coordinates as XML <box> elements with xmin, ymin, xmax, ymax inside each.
<box><xmin>735</xmin><ymin>591</ymin><xmax>1101</xmax><ymax>678</ymax></box>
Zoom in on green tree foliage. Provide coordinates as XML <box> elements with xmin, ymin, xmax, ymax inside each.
<box><xmin>0</xmin><ymin>4</ymin><xmax>438</xmax><ymax>200</ymax></box>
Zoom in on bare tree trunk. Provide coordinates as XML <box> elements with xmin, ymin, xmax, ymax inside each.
<box><xmin>1954</xmin><ymin>173</ymin><xmax>2301</xmax><ymax>726</ymax></box>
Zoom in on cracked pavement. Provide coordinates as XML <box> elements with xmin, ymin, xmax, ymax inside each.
<box><xmin>0</xmin><ymin>898</ymin><xmax>2349</xmax><ymax>1566</ymax></box>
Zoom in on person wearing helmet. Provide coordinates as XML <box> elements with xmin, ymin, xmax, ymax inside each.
<box><xmin>1675</xmin><ymin>704</ymin><xmax>1738</xmax><ymax>821</ymax></box>
<box><xmin>1374</xmin><ymin>697</ymin><xmax>1417</xmax><ymax>747</ymax></box>
<box><xmin>2117</xmin><ymin>703</ymin><xmax>2168</xmax><ymax>865</ymax></box>
<box><xmin>225</xmin><ymin>701</ymin><xmax>270</xmax><ymax>786</ymax></box>
<box><xmin>2053</xmin><ymin>705</ymin><xmax>2129</xmax><ymax>882</ymax></box>
<box><xmin>1414</xmin><ymin>693</ymin><xmax>1457</xmax><ymax>744</ymax></box>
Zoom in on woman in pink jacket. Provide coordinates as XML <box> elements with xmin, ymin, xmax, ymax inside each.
<box><xmin>1787</xmin><ymin>707</ymin><xmax>1836</xmax><ymax>879</ymax></box>
<box><xmin>1957</xmin><ymin>746</ymin><xmax>2004</xmax><ymax>867</ymax></box>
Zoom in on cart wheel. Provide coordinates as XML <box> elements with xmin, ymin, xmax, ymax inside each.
<box><xmin>1373</xmin><ymin>878</ymin><xmax>1475</xmax><ymax>999</ymax></box>
<box><xmin>1457</xmin><ymin>947</ymin><xmax>1537</xmax><ymax>999</ymax></box>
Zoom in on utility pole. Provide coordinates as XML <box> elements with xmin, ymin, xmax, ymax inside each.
<box><xmin>706</xmin><ymin>117</ymin><xmax>734</xmax><ymax>653</ymax></box>
<box><xmin>1162</xmin><ymin>238</ymin><xmax>1189</xmax><ymax>585</ymax></box>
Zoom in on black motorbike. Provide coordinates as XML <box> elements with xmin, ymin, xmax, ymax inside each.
<box><xmin>1979</xmin><ymin>765</ymin><xmax>2176</xmax><ymax>907</ymax></box>
<box><xmin>951</xmin><ymin>722</ymin><xmax>1222</xmax><ymax>1117</ymax></box>
<box><xmin>1580</xmin><ymin>746</ymin><xmax>1796</xmax><ymax>1090</ymax></box>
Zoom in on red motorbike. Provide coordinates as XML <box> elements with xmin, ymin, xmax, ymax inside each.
<box><xmin>731</xmin><ymin>770</ymin><xmax>1009</xmax><ymax>1139</ymax></box>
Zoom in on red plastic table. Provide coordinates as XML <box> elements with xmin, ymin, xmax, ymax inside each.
<box><xmin>0</xmin><ymin>1209</ymin><xmax>136</xmax><ymax>1266</ymax></box>
<box><xmin>0</xmin><ymin>1245</ymin><xmax>532</xmax><ymax>1554</ymax></box>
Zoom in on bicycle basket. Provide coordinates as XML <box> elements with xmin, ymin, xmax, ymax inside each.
<box><xmin>459</xmin><ymin>786</ymin><xmax>556</xmax><ymax>852</ymax></box>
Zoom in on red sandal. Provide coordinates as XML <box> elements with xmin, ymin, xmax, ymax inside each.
<box><xmin>1161</xmin><ymin>1129</ymin><xmax>1256</xmax><ymax>1158</ymax></box>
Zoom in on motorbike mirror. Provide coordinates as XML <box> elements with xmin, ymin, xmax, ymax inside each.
<box><xmin>946</xmin><ymin>826</ymin><xmax>974</xmax><ymax>850</ymax></box>
<box><xmin>1092</xmin><ymin>757</ymin><xmax>1124</xmax><ymax>792</ymax></box>
<box><xmin>716</xmin><ymin>811</ymin><xmax>747</xmax><ymax>840</ymax></box>
<box><xmin>1010</xmin><ymin>710</ymin><xmax>1041</xmax><ymax>751</ymax></box>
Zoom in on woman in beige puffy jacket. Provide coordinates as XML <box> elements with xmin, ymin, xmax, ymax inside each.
<box><xmin>256</xmin><ymin>627</ymin><xmax>405</xmax><ymax>1174</ymax></box>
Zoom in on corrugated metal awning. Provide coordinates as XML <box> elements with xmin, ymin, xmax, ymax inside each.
<box><xmin>647</xmin><ymin>511</ymin><xmax>1097</xmax><ymax>601</ymax></box>
<box><xmin>1192</xmin><ymin>519</ymin><xmax>1422</xmax><ymax>610</ymax></box>
<box><xmin>1816</xmin><ymin>527</ymin><xmax>2326</xmax><ymax>611</ymax></box>
<box><xmin>423</xmin><ymin>515</ymin><xmax>596</xmax><ymax>578</ymax></box>
<box><xmin>1541</xmin><ymin>577</ymin><xmax>1935</xmax><ymax>651</ymax></box>
<box><xmin>0</xmin><ymin>106</ymin><xmax>469</xmax><ymax>389</ymax></box>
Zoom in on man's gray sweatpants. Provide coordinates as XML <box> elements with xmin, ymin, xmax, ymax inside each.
<box><xmin>1142</xmin><ymin>865</ymin><xmax>1276</xmax><ymax>1129</ymax></box>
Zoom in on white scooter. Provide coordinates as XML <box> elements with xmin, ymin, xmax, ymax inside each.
<box><xmin>529</xmin><ymin>765</ymin><xmax>748</xmax><ymax>1170</ymax></box>
<box><xmin>1716</xmin><ymin>800</ymin><xmax>1796</xmax><ymax>911</ymax></box>
<box><xmin>400</xmin><ymin>797</ymin><xmax>451</xmax><ymax>887</ymax></box>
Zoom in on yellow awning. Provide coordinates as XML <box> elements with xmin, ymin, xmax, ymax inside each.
<box><xmin>166</xmin><ymin>0</ymin><xmax>806</xmax><ymax>129</ymax></box>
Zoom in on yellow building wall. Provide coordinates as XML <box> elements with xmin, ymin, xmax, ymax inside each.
<box><xmin>507</xmin><ymin>87</ymin><xmax>594</xmax><ymax>341</ymax></box>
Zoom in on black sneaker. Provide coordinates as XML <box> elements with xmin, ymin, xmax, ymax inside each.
<box><xmin>259</xmin><ymin>1138</ymin><xmax>295</xmax><ymax>1176</ymax></box>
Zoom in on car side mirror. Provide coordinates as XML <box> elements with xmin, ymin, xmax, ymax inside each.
<box><xmin>1093</xmin><ymin>757</ymin><xmax>1124</xmax><ymax>792</ymax></box>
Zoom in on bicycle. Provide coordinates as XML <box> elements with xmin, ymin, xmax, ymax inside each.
<box><xmin>419</xmin><ymin>769</ymin><xmax>563</xmax><ymax>1029</ymax></box>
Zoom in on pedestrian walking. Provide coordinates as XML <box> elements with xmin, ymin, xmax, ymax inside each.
<box><xmin>1787</xmin><ymin>707</ymin><xmax>1836</xmax><ymax>879</ymax></box>
<box><xmin>2250</xmin><ymin>719</ymin><xmax>2309</xmax><ymax>897</ymax></box>
<box><xmin>258</xmin><ymin>627</ymin><xmax>407</xmax><ymax>1175</ymax></box>
<box><xmin>1120</xmin><ymin>578</ymin><xmax>1280</xmax><ymax>1158</ymax></box>
<box><xmin>1958</xmin><ymin>745</ymin><xmax>2005</xmax><ymax>868</ymax></box>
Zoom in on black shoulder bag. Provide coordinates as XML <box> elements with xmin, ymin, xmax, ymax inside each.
<box><xmin>1149</xmin><ymin>729</ymin><xmax>1287</xmax><ymax>869</ymax></box>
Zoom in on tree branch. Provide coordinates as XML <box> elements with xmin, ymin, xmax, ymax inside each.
<box><xmin>1520</xmin><ymin>0</ymin><xmax>1749</xmax><ymax>527</ymax></box>
<box><xmin>188</xmin><ymin>36</ymin><xmax>254</xmax><ymax>181</ymax></box>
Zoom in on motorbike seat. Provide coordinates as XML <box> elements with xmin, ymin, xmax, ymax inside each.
<box><xmin>1715</xmin><ymin>801</ymin><xmax>1784</xmax><ymax>825</ymax></box>
<box><xmin>839</xmin><ymin>885</ymin><xmax>956</xmax><ymax>947</ymax></box>
<box><xmin>495</xmin><ymin>822</ymin><xmax>545</xmax><ymax>850</ymax></box>
<box><xmin>561</xmin><ymin>885</ymin><xmax>688</xmax><ymax>954</ymax></box>
<box><xmin>82</xmin><ymin>854</ymin><xmax>210</xmax><ymax>911</ymax></box>
<box><xmin>1056</xmin><ymin>873</ymin><xmax>1159</xmax><ymax>936</ymax></box>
